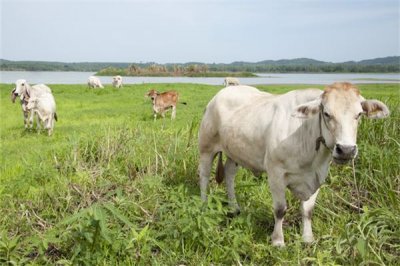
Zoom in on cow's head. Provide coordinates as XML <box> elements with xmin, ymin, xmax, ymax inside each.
<box><xmin>11</xmin><ymin>79</ymin><xmax>28</xmax><ymax>103</ymax></box>
<box><xmin>292</xmin><ymin>82</ymin><xmax>389</xmax><ymax>164</ymax></box>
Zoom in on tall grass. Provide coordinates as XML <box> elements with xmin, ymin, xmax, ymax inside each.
<box><xmin>0</xmin><ymin>83</ymin><xmax>399</xmax><ymax>264</ymax></box>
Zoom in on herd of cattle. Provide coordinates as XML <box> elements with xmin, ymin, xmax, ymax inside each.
<box><xmin>10</xmin><ymin>76</ymin><xmax>239</xmax><ymax>135</ymax></box>
<box><xmin>9</xmin><ymin>77</ymin><xmax>390</xmax><ymax>246</ymax></box>
<box><xmin>87</xmin><ymin>75</ymin><xmax>123</xmax><ymax>89</ymax></box>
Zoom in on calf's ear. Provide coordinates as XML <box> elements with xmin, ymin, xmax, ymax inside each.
<box><xmin>292</xmin><ymin>98</ymin><xmax>321</xmax><ymax>119</ymax></box>
<box><xmin>361</xmin><ymin>100</ymin><xmax>390</xmax><ymax>119</ymax></box>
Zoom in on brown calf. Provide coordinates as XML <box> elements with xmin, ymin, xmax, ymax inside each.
<box><xmin>146</xmin><ymin>89</ymin><xmax>185</xmax><ymax>120</ymax></box>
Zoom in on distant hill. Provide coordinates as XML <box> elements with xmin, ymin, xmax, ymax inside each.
<box><xmin>0</xmin><ymin>59</ymin><xmax>130</xmax><ymax>72</ymax></box>
<box><xmin>1</xmin><ymin>56</ymin><xmax>399</xmax><ymax>73</ymax></box>
<box><xmin>357</xmin><ymin>56</ymin><xmax>400</xmax><ymax>65</ymax></box>
<box><xmin>256</xmin><ymin>58</ymin><xmax>328</xmax><ymax>65</ymax></box>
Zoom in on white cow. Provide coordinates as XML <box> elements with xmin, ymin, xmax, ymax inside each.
<box><xmin>87</xmin><ymin>76</ymin><xmax>104</xmax><ymax>88</ymax></box>
<box><xmin>223</xmin><ymin>77</ymin><xmax>240</xmax><ymax>87</ymax></box>
<box><xmin>26</xmin><ymin>94</ymin><xmax>57</xmax><ymax>136</ymax></box>
<box><xmin>198</xmin><ymin>82</ymin><xmax>389</xmax><ymax>246</ymax></box>
<box><xmin>112</xmin><ymin>75</ymin><xmax>123</xmax><ymax>88</ymax></box>
<box><xmin>11</xmin><ymin>79</ymin><xmax>52</xmax><ymax>129</ymax></box>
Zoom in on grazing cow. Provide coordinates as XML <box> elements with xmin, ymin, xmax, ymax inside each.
<box><xmin>11</xmin><ymin>79</ymin><xmax>52</xmax><ymax>129</ymax></box>
<box><xmin>26</xmin><ymin>94</ymin><xmax>58</xmax><ymax>136</ymax></box>
<box><xmin>223</xmin><ymin>77</ymin><xmax>240</xmax><ymax>87</ymax></box>
<box><xmin>112</xmin><ymin>75</ymin><xmax>123</xmax><ymax>88</ymax></box>
<box><xmin>146</xmin><ymin>89</ymin><xmax>186</xmax><ymax>120</ymax></box>
<box><xmin>88</xmin><ymin>76</ymin><xmax>104</xmax><ymax>88</ymax></box>
<box><xmin>198</xmin><ymin>82</ymin><xmax>389</xmax><ymax>246</ymax></box>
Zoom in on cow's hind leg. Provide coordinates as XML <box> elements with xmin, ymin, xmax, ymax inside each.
<box><xmin>268</xmin><ymin>175</ymin><xmax>287</xmax><ymax>247</ymax></box>
<box><xmin>199</xmin><ymin>152</ymin><xmax>216</xmax><ymax>202</ymax></box>
<box><xmin>301</xmin><ymin>189</ymin><xmax>319</xmax><ymax>243</ymax></box>
<box><xmin>224</xmin><ymin>157</ymin><xmax>240</xmax><ymax>215</ymax></box>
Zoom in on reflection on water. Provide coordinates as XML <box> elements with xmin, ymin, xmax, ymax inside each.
<box><xmin>1</xmin><ymin>71</ymin><xmax>399</xmax><ymax>85</ymax></box>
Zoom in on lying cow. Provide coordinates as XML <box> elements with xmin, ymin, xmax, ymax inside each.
<box><xmin>198</xmin><ymin>82</ymin><xmax>389</xmax><ymax>246</ymax></box>
<box><xmin>88</xmin><ymin>76</ymin><xmax>104</xmax><ymax>88</ymax></box>
<box><xmin>112</xmin><ymin>75</ymin><xmax>123</xmax><ymax>88</ymax></box>
<box><xmin>223</xmin><ymin>77</ymin><xmax>240</xmax><ymax>86</ymax></box>
<box><xmin>11</xmin><ymin>79</ymin><xmax>53</xmax><ymax>129</ymax></box>
<box><xmin>26</xmin><ymin>94</ymin><xmax>58</xmax><ymax>136</ymax></box>
<box><xmin>145</xmin><ymin>89</ymin><xmax>186</xmax><ymax>120</ymax></box>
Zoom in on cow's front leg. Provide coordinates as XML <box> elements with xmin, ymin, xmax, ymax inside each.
<box><xmin>268</xmin><ymin>177</ymin><xmax>287</xmax><ymax>247</ymax></box>
<box><xmin>35</xmin><ymin>112</ymin><xmax>42</xmax><ymax>130</ymax></box>
<box><xmin>301</xmin><ymin>189</ymin><xmax>319</xmax><ymax>243</ymax></box>
<box><xmin>23</xmin><ymin>111</ymin><xmax>29</xmax><ymax>129</ymax></box>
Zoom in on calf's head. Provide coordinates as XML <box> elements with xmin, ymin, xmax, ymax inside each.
<box><xmin>26</xmin><ymin>97</ymin><xmax>39</xmax><ymax>110</ymax></box>
<box><xmin>145</xmin><ymin>89</ymin><xmax>159</xmax><ymax>102</ymax></box>
<box><xmin>293</xmin><ymin>82</ymin><xmax>389</xmax><ymax>164</ymax></box>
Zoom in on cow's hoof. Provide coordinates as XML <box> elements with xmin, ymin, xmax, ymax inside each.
<box><xmin>227</xmin><ymin>208</ymin><xmax>241</xmax><ymax>218</ymax></box>
<box><xmin>272</xmin><ymin>240</ymin><xmax>285</xmax><ymax>247</ymax></box>
<box><xmin>303</xmin><ymin>234</ymin><xmax>314</xmax><ymax>243</ymax></box>
<box><xmin>272</xmin><ymin>233</ymin><xmax>285</xmax><ymax>247</ymax></box>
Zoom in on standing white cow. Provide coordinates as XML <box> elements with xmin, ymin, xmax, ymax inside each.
<box><xmin>88</xmin><ymin>76</ymin><xmax>104</xmax><ymax>88</ymax></box>
<box><xmin>11</xmin><ymin>79</ymin><xmax>53</xmax><ymax>129</ymax></box>
<box><xmin>223</xmin><ymin>77</ymin><xmax>240</xmax><ymax>86</ymax></box>
<box><xmin>112</xmin><ymin>75</ymin><xmax>123</xmax><ymax>88</ymax></box>
<box><xmin>198</xmin><ymin>82</ymin><xmax>389</xmax><ymax>246</ymax></box>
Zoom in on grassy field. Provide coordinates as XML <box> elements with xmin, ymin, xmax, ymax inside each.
<box><xmin>0</xmin><ymin>82</ymin><xmax>399</xmax><ymax>265</ymax></box>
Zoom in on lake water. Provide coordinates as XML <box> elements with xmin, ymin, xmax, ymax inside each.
<box><xmin>1</xmin><ymin>71</ymin><xmax>399</xmax><ymax>85</ymax></box>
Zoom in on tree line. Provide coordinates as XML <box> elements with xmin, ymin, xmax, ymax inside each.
<box><xmin>1</xmin><ymin>56</ymin><xmax>398</xmax><ymax>75</ymax></box>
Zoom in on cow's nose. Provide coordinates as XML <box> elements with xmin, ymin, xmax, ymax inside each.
<box><xmin>335</xmin><ymin>144</ymin><xmax>357</xmax><ymax>157</ymax></box>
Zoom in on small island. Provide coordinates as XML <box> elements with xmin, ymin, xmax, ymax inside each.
<box><xmin>95</xmin><ymin>64</ymin><xmax>256</xmax><ymax>77</ymax></box>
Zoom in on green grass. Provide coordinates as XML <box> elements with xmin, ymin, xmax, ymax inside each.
<box><xmin>0</xmin><ymin>83</ymin><xmax>399</xmax><ymax>265</ymax></box>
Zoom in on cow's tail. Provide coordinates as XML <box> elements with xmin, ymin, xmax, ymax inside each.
<box><xmin>215</xmin><ymin>152</ymin><xmax>224</xmax><ymax>184</ymax></box>
<box><xmin>54</xmin><ymin>113</ymin><xmax>58</xmax><ymax>121</ymax></box>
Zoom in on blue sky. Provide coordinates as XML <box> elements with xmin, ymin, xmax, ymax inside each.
<box><xmin>1</xmin><ymin>0</ymin><xmax>399</xmax><ymax>63</ymax></box>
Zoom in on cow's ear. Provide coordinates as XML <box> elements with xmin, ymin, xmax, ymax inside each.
<box><xmin>361</xmin><ymin>100</ymin><xmax>390</xmax><ymax>119</ymax></box>
<box><xmin>292</xmin><ymin>99</ymin><xmax>321</xmax><ymax>119</ymax></box>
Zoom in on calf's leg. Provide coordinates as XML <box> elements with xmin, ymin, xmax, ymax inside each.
<box><xmin>29</xmin><ymin>111</ymin><xmax>37</xmax><ymax>129</ymax></box>
<box><xmin>47</xmin><ymin>116</ymin><xmax>54</xmax><ymax>136</ymax></box>
<box><xmin>171</xmin><ymin>105</ymin><xmax>176</xmax><ymax>119</ymax></box>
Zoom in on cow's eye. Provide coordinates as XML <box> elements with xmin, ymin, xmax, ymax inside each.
<box><xmin>323</xmin><ymin>112</ymin><xmax>331</xmax><ymax>119</ymax></box>
<box><xmin>355</xmin><ymin>112</ymin><xmax>363</xmax><ymax>120</ymax></box>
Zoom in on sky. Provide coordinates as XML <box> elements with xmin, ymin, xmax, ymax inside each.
<box><xmin>1</xmin><ymin>0</ymin><xmax>399</xmax><ymax>63</ymax></box>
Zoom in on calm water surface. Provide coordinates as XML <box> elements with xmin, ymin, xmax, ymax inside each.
<box><xmin>1</xmin><ymin>71</ymin><xmax>399</xmax><ymax>85</ymax></box>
